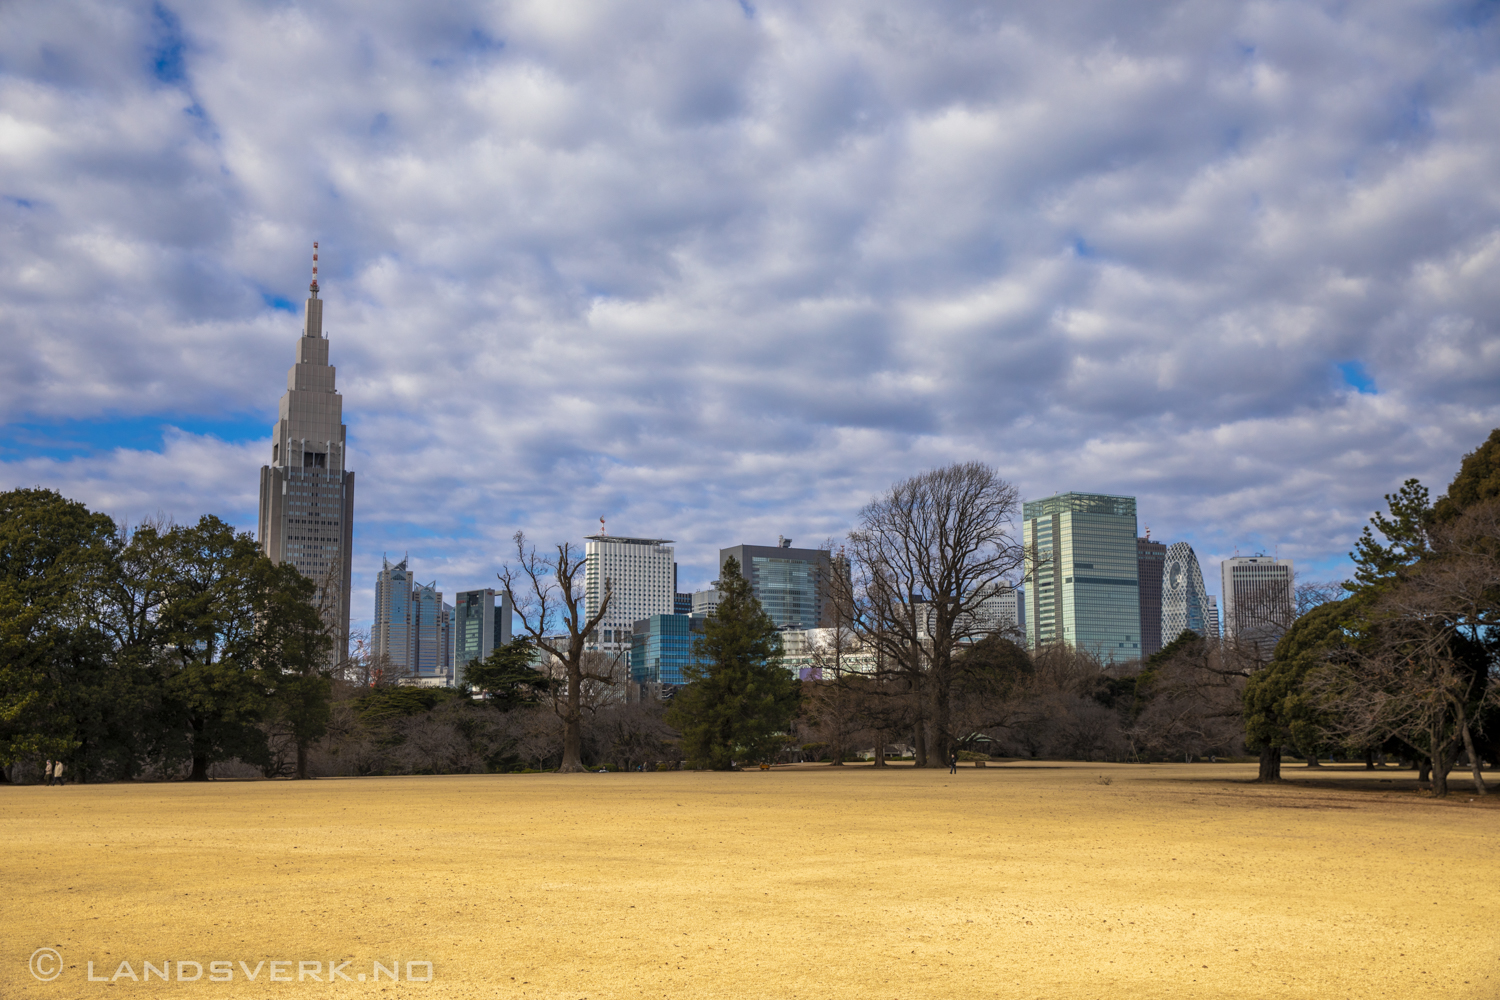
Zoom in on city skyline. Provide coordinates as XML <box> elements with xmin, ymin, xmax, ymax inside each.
<box><xmin>4</xmin><ymin>4</ymin><xmax>1498</xmax><ymax>636</ymax></box>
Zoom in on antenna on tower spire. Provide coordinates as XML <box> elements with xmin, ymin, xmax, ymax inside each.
<box><xmin>310</xmin><ymin>242</ymin><xmax>320</xmax><ymax>296</ymax></box>
<box><xmin>600</xmin><ymin>516</ymin><xmax>607</xmax><ymax>536</ymax></box>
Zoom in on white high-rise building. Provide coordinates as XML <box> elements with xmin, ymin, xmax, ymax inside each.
<box><xmin>1221</xmin><ymin>555</ymin><xmax>1294</xmax><ymax>652</ymax></box>
<box><xmin>257</xmin><ymin>244</ymin><xmax>355</xmax><ymax>664</ymax></box>
<box><xmin>585</xmin><ymin>533</ymin><xmax>675</xmax><ymax>659</ymax></box>
<box><xmin>1161</xmin><ymin>542</ymin><xmax>1212</xmax><ymax>644</ymax></box>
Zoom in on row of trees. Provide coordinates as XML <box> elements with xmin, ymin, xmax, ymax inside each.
<box><xmin>4</xmin><ymin>430</ymin><xmax>1494</xmax><ymax>787</ymax></box>
<box><xmin>1</xmin><ymin>489</ymin><xmax>334</xmax><ymax>782</ymax></box>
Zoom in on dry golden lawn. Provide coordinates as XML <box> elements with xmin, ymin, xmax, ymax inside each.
<box><xmin>3</xmin><ymin>762</ymin><xmax>1498</xmax><ymax>999</ymax></box>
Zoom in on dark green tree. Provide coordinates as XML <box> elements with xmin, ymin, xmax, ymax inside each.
<box><xmin>1243</xmin><ymin>598</ymin><xmax>1366</xmax><ymax>780</ymax></box>
<box><xmin>463</xmin><ymin>638</ymin><xmax>552</xmax><ymax>711</ymax></box>
<box><xmin>1431</xmin><ymin>427</ymin><xmax>1500</xmax><ymax>524</ymax></box>
<box><xmin>258</xmin><ymin>557</ymin><xmax>334</xmax><ymax>779</ymax></box>
<box><xmin>154</xmin><ymin>517</ymin><xmax>328</xmax><ymax>781</ymax></box>
<box><xmin>667</xmin><ymin>557</ymin><xmax>800</xmax><ymax>769</ymax></box>
<box><xmin>1346</xmin><ymin>479</ymin><xmax>1431</xmax><ymax>595</ymax></box>
<box><xmin>0</xmin><ymin>488</ymin><xmax>118</xmax><ymax>777</ymax></box>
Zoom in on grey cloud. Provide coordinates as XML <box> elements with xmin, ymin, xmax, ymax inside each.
<box><xmin>2</xmin><ymin>0</ymin><xmax>1499</xmax><ymax>619</ymax></box>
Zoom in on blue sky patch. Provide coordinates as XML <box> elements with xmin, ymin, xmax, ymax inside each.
<box><xmin>1</xmin><ymin>414</ymin><xmax>269</xmax><ymax>461</ymax></box>
<box><xmin>150</xmin><ymin>4</ymin><xmax>187</xmax><ymax>84</ymax></box>
<box><xmin>1338</xmin><ymin>361</ymin><xmax>1377</xmax><ymax>394</ymax></box>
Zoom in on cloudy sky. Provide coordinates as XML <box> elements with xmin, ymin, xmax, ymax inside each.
<box><xmin>3</xmin><ymin>1</ymin><xmax>1498</xmax><ymax>628</ymax></box>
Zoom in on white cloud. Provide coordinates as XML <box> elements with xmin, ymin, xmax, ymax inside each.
<box><xmin>2</xmin><ymin>0</ymin><xmax>1498</xmax><ymax>625</ymax></box>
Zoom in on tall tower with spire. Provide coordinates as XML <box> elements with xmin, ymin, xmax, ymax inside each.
<box><xmin>258</xmin><ymin>243</ymin><xmax>356</xmax><ymax>666</ymax></box>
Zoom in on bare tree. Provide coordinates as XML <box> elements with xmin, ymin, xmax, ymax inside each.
<box><xmin>498</xmin><ymin>531</ymin><xmax>614</xmax><ymax>773</ymax></box>
<box><xmin>841</xmin><ymin>463</ymin><xmax>1025</xmax><ymax>767</ymax></box>
<box><xmin>1312</xmin><ymin>500</ymin><xmax>1499</xmax><ymax>796</ymax></box>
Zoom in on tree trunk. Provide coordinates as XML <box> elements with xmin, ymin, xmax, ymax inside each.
<box><xmin>926</xmin><ymin>668</ymin><xmax>953</xmax><ymax>768</ymax></box>
<box><xmin>1305</xmin><ymin>751</ymin><xmax>1321</xmax><ymax>767</ymax></box>
<box><xmin>1257</xmin><ymin>744</ymin><xmax>1281</xmax><ymax>782</ymax></box>
<box><xmin>295</xmin><ymin>740</ymin><xmax>310</xmax><ymax>780</ymax></box>
<box><xmin>1457</xmin><ymin>708</ymin><xmax>1487</xmax><ymax>796</ymax></box>
<box><xmin>1364</xmin><ymin>748</ymin><xmax>1375</xmax><ymax>771</ymax></box>
<box><xmin>1429</xmin><ymin>723</ymin><xmax>1449</xmax><ymax>797</ymax></box>
<box><xmin>871</xmin><ymin>732</ymin><xmax>887</xmax><ymax>768</ymax></box>
<box><xmin>188</xmin><ymin>716</ymin><xmax>209</xmax><ymax>781</ymax></box>
<box><xmin>1418</xmin><ymin>756</ymin><xmax>1431</xmax><ymax>785</ymax></box>
<box><xmin>913</xmin><ymin>720</ymin><xmax>928</xmax><ymax>769</ymax></box>
<box><xmin>558</xmin><ymin>659</ymin><xmax>585</xmax><ymax>772</ymax></box>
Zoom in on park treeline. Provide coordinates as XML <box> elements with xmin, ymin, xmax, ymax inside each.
<box><xmin>2</xmin><ymin>430</ymin><xmax>1496</xmax><ymax>792</ymax></box>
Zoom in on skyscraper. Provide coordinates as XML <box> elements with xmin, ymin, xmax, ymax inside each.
<box><xmin>584</xmin><ymin>533</ymin><xmax>675</xmax><ymax>659</ymax></box>
<box><xmin>412</xmin><ymin>582</ymin><xmax>448</xmax><ymax>683</ymax></box>
<box><xmin>257</xmin><ymin>245</ymin><xmax>355</xmax><ymax>664</ymax></box>
<box><xmin>1161</xmin><ymin>542</ymin><xmax>1212</xmax><ymax>645</ymax></box>
<box><xmin>452</xmin><ymin>589</ymin><xmax>513</xmax><ymax>687</ymax></box>
<box><xmin>373</xmin><ymin>556</ymin><xmax>414</xmax><ymax>677</ymax></box>
<box><xmin>1221</xmin><ymin>555</ymin><xmax>1295</xmax><ymax>651</ymax></box>
<box><xmin>719</xmin><ymin>538</ymin><xmax>834</xmax><ymax>629</ymax></box>
<box><xmin>1136</xmin><ymin>535</ymin><xmax>1167</xmax><ymax>657</ymax></box>
<box><xmin>1022</xmin><ymin>493</ymin><xmax>1141</xmax><ymax>663</ymax></box>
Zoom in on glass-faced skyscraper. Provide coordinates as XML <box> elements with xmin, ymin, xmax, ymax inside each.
<box><xmin>1022</xmin><ymin>493</ymin><xmax>1141</xmax><ymax>663</ymax></box>
<box><xmin>720</xmin><ymin>539</ymin><xmax>834</xmax><ymax>630</ymax></box>
<box><xmin>257</xmin><ymin>246</ymin><xmax>355</xmax><ymax>665</ymax></box>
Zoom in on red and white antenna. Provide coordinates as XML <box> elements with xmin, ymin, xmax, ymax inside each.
<box><xmin>599</xmin><ymin>516</ymin><xmax>607</xmax><ymax>536</ymax></box>
<box><xmin>310</xmin><ymin>241</ymin><xmax>320</xmax><ymax>294</ymax></box>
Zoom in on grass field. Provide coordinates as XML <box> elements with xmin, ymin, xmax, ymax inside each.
<box><xmin>4</xmin><ymin>762</ymin><xmax>1497</xmax><ymax>999</ymax></box>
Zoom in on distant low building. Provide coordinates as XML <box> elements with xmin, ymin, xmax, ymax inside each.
<box><xmin>779</xmin><ymin>627</ymin><xmax>877</xmax><ymax>680</ymax></box>
<box><xmin>691</xmin><ymin>589</ymin><xmax>722</xmax><ymax>618</ymax></box>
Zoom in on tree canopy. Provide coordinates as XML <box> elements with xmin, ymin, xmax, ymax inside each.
<box><xmin>667</xmin><ymin>556</ymin><xmax>799</xmax><ymax>769</ymax></box>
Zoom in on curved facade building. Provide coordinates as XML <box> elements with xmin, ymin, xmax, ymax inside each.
<box><xmin>1160</xmin><ymin>542</ymin><xmax>1210</xmax><ymax>645</ymax></box>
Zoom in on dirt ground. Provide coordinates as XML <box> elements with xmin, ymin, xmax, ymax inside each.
<box><xmin>3</xmin><ymin>761</ymin><xmax>1497</xmax><ymax>999</ymax></box>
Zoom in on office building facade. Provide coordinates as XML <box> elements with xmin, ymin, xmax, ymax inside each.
<box><xmin>257</xmin><ymin>246</ymin><xmax>355</xmax><ymax>664</ymax></box>
<box><xmin>691</xmin><ymin>589</ymin><xmax>722</xmax><ymax>618</ymax></box>
<box><xmin>1161</xmin><ymin>542</ymin><xmax>1212</xmax><ymax>645</ymax></box>
<box><xmin>585</xmin><ymin>534</ymin><xmax>676</xmax><ymax>659</ymax></box>
<box><xmin>1022</xmin><ymin>493</ymin><xmax>1142</xmax><ymax>663</ymax></box>
<box><xmin>1221</xmin><ymin>555</ymin><xmax>1295</xmax><ymax>651</ymax></box>
<box><xmin>629</xmin><ymin>613</ymin><xmax>706</xmax><ymax>688</ymax></box>
<box><xmin>1136</xmin><ymin>536</ymin><xmax>1166</xmax><ymax>657</ymax></box>
<box><xmin>411</xmin><ymin>582</ymin><xmax>452</xmax><ymax>683</ymax></box>
<box><xmin>719</xmin><ymin>538</ymin><xmax>833</xmax><ymax>629</ymax></box>
<box><xmin>373</xmin><ymin>556</ymin><xmax>414</xmax><ymax>677</ymax></box>
<box><xmin>453</xmin><ymin>589</ymin><xmax>513</xmax><ymax>687</ymax></box>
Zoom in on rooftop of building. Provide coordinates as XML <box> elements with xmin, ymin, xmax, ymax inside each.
<box><xmin>585</xmin><ymin>535</ymin><xmax>673</xmax><ymax>545</ymax></box>
<box><xmin>1023</xmin><ymin>492</ymin><xmax>1137</xmax><ymax>519</ymax></box>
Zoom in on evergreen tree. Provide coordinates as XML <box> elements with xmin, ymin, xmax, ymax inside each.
<box><xmin>667</xmin><ymin>557</ymin><xmax>799</xmax><ymax>769</ymax></box>
<box><xmin>1431</xmin><ymin>427</ymin><xmax>1500</xmax><ymax>524</ymax></box>
<box><xmin>464</xmin><ymin>638</ymin><xmax>552</xmax><ymax>711</ymax></box>
<box><xmin>1346</xmin><ymin>479</ymin><xmax>1430</xmax><ymax>595</ymax></box>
